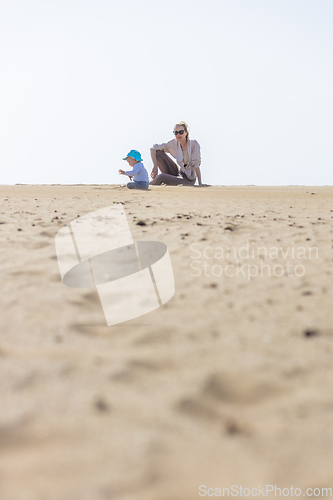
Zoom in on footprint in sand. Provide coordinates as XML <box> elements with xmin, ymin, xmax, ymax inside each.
<box><xmin>201</xmin><ymin>371</ymin><xmax>282</xmax><ymax>405</ymax></box>
<box><xmin>176</xmin><ymin>370</ymin><xmax>283</xmax><ymax>426</ymax></box>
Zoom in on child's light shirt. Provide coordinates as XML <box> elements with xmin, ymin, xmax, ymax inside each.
<box><xmin>125</xmin><ymin>162</ymin><xmax>149</xmax><ymax>182</ymax></box>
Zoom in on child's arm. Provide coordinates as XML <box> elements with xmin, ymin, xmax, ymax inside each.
<box><xmin>125</xmin><ymin>163</ymin><xmax>139</xmax><ymax>177</ymax></box>
<box><xmin>119</xmin><ymin>169</ymin><xmax>133</xmax><ymax>180</ymax></box>
<box><xmin>119</xmin><ymin>171</ymin><xmax>133</xmax><ymax>183</ymax></box>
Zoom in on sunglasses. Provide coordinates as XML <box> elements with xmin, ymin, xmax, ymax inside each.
<box><xmin>173</xmin><ymin>130</ymin><xmax>186</xmax><ymax>135</ymax></box>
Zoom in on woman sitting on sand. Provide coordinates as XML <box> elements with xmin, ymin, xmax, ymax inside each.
<box><xmin>150</xmin><ymin>121</ymin><xmax>205</xmax><ymax>186</ymax></box>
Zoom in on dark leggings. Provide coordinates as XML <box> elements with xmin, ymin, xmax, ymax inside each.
<box><xmin>150</xmin><ymin>151</ymin><xmax>195</xmax><ymax>186</ymax></box>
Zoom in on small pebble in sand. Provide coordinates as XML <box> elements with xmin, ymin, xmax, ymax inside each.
<box><xmin>94</xmin><ymin>397</ymin><xmax>110</xmax><ymax>413</ymax></box>
<box><xmin>225</xmin><ymin>419</ymin><xmax>246</xmax><ymax>435</ymax></box>
<box><xmin>304</xmin><ymin>329</ymin><xmax>319</xmax><ymax>338</ymax></box>
<box><xmin>136</xmin><ymin>221</ymin><xmax>146</xmax><ymax>226</ymax></box>
<box><xmin>203</xmin><ymin>282</ymin><xmax>218</xmax><ymax>289</ymax></box>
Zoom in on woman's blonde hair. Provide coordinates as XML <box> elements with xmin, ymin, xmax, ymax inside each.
<box><xmin>174</xmin><ymin>121</ymin><xmax>189</xmax><ymax>139</ymax></box>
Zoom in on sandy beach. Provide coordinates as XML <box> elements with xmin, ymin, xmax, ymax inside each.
<box><xmin>1</xmin><ymin>184</ymin><xmax>333</xmax><ymax>500</ymax></box>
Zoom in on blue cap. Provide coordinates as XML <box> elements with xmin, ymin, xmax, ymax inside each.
<box><xmin>123</xmin><ymin>150</ymin><xmax>143</xmax><ymax>162</ymax></box>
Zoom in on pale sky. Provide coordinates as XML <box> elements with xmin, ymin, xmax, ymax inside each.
<box><xmin>1</xmin><ymin>0</ymin><xmax>332</xmax><ymax>186</ymax></box>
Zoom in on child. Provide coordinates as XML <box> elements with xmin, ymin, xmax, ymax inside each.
<box><xmin>119</xmin><ymin>150</ymin><xmax>149</xmax><ymax>190</ymax></box>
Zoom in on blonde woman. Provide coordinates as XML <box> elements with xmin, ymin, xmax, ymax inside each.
<box><xmin>150</xmin><ymin>122</ymin><xmax>206</xmax><ymax>186</ymax></box>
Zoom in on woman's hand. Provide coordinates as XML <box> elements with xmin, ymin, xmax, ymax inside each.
<box><xmin>119</xmin><ymin>169</ymin><xmax>125</xmax><ymax>175</ymax></box>
<box><xmin>151</xmin><ymin>165</ymin><xmax>158</xmax><ymax>179</ymax></box>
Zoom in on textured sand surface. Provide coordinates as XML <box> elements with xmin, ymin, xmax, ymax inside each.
<box><xmin>1</xmin><ymin>184</ymin><xmax>333</xmax><ymax>500</ymax></box>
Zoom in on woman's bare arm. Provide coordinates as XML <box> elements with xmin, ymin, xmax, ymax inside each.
<box><xmin>150</xmin><ymin>149</ymin><xmax>158</xmax><ymax>179</ymax></box>
<box><xmin>195</xmin><ymin>166</ymin><xmax>202</xmax><ymax>185</ymax></box>
<box><xmin>194</xmin><ymin>167</ymin><xmax>210</xmax><ymax>186</ymax></box>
